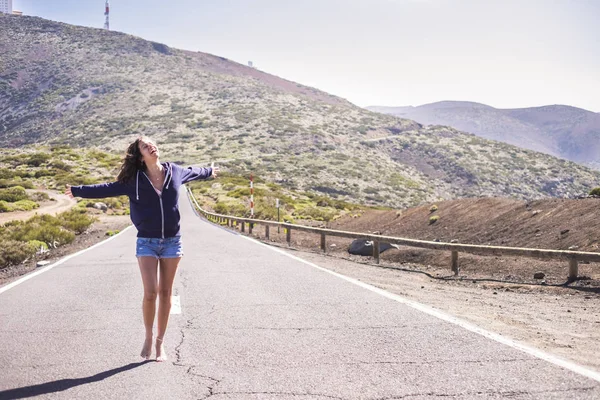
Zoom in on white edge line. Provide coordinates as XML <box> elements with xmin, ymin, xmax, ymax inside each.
<box><xmin>0</xmin><ymin>225</ymin><xmax>134</xmax><ymax>295</ymax></box>
<box><xmin>235</xmin><ymin>233</ymin><xmax>600</xmax><ymax>384</ymax></box>
<box><xmin>171</xmin><ymin>295</ymin><xmax>181</xmax><ymax>315</ymax></box>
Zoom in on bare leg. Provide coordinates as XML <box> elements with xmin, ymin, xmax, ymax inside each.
<box><xmin>155</xmin><ymin>256</ymin><xmax>181</xmax><ymax>362</ymax></box>
<box><xmin>138</xmin><ymin>256</ymin><xmax>159</xmax><ymax>359</ymax></box>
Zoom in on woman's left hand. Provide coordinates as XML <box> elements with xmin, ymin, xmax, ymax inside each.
<box><xmin>211</xmin><ymin>163</ymin><xmax>219</xmax><ymax>178</ymax></box>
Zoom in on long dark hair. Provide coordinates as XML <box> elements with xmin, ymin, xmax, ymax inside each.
<box><xmin>116</xmin><ymin>137</ymin><xmax>146</xmax><ymax>183</ymax></box>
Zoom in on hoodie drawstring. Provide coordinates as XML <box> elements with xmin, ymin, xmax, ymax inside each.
<box><xmin>165</xmin><ymin>164</ymin><xmax>172</xmax><ymax>190</ymax></box>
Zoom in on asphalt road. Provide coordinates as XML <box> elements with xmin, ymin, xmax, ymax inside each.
<box><xmin>1</xmin><ymin>190</ymin><xmax>599</xmax><ymax>399</ymax></box>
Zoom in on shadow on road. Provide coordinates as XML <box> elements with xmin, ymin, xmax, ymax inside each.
<box><xmin>0</xmin><ymin>361</ymin><xmax>152</xmax><ymax>399</ymax></box>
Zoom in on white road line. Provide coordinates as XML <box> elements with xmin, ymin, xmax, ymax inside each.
<box><xmin>237</xmin><ymin>234</ymin><xmax>600</xmax><ymax>384</ymax></box>
<box><xmin>171</xmin><ymin>295</ymin><xmax>181</xmax><ymax>314</ymax></box>
<box><xmin>0</xmin><ymin>226</ymin><xmax>134</xmax><ymax>295</ymax></box>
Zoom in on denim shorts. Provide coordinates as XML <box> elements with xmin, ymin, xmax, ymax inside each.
<box><xmin>136</xmin><ymin>237</ymin><xmax>183</xmax><ymax>259</ymax></box>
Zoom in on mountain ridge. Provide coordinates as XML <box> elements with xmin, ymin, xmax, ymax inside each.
<box><xmin>367</xmin><ymin>101</ymin><xmax>600</xmax><ymax>169</ymax></box>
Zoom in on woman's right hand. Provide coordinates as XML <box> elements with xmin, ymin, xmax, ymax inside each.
<box><xmin>65</xmin><ymin>184</ymin><xmax>74</xmax><ymax>198</ymax></box>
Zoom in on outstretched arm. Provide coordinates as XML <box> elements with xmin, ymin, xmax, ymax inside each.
<box><xmin>66</xmin><ymin>181</ymin><xmax>129</xmax><ymax>199</ymax></box>
<box><xmin>179</xmin><ymin>163</ymin><xmax>219</xmax><ymax>184</ymax></box>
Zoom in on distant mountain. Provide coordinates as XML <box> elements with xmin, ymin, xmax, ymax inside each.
<box><xmin>367</xmin><ymin>102</ymin><xmax>600</xmax><ymax>169</ymax></box>
<box><xmin>1</xmin><ymin>14</ymin><xmax>599</xmax><ymax>208</ymax></box>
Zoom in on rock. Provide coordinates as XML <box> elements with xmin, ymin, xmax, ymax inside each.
<box><xmin>568</xmin><ymin>245</ymin><xmax>579</xmax><ymax>250</ymax></box>
<box><xmin>534</xmin><ymin>272</ymin><xmax>545</xmax><ymax>279</ymax></box>
<box><xmin>450</xmin><ymin>239</ymin><xmax>458</xmax><ymax>243</ymax></box>
<box><xmin>348</xmin><ymin>239</ymin><xmax>394</xmax><ymax>256</ymax></box>
<box><xmin>560</xmin><ymin>229</ymin><xmax>570</xmax><ymax>235</ymax></box>
<box><xmin>36</xmin><ymin>261</ymin><xmax>51</xmax><ymax>268</ymax></box>
<box><xmin>329</xmin><ymin>244</ymin><xmax>337</xmax><ymax>248</ymax></box>
<box><xmin>532</xmin><ymin>210</ymin><xmax>541</xmax><ymax>216</ymax></box>
<box><xmin>93</xmin><ymin>202</ymin><xmax>108</xmax><ymax>211</ymax></box>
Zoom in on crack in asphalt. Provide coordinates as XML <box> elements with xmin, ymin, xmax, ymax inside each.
<box><xmin>173</xmin><ymin>315</ymin><xmax>199</xmax><ymax>365</ymax></box>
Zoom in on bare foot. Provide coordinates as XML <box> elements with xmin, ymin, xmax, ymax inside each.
<box><xmin>141</xmin><ymin>337</ymin><xmax>152</xmax><ymax>360</ymax></box>
<box><xmin>156</xmin><ymin>337</ymin><xmax>167</xmax><ymax>362</ymax></box>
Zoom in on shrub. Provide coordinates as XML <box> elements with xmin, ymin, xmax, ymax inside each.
<box><xmin>253</xmin><ymin>203</ymin><xmax>278</xmax><ymax>220</ymax></box>
<box><xmin>34</xmin><ymin>169</ymin><xmax>55</xmax><ymax>178</ymax></box>
<box><xmin>227</xmin><ymin>187</ymin><xmax>266</xmax><ymax>198</ymax></box>
<box><xmin>0</xmin><ymin>186</ymin><xmax>28</xmax><ymax>202</ymax></box>
<box><xmin>7</xmin><ymin>210</ymin><xmax>93</xmax><ymax>245</ymax></box>
<box><xmin>11</xmin><ymin>223</ymin><xmax>75</xmax><ymax>246</ymax></box>
<box><xmin>58</xmin><ymin>209</ymin><xmax>96</xmax><ymax>234</ymax></box>
<box><xmin>53</xmin><ymin>173</ymin><xmax>99</xmax><ymax>188</ymax></box>
<box><xmin>26</xmin><ymin>153</ymin><xmax>51</xmax><ymax>167</ymax></box>
<box><xmin>295</xmin><ymin>206</ymin><xmax>336</xmax><ymax>222</ymax></box>
<box><xmin>0</xmin><ymin>168</ymin><xmax>16</xmax><ymax>179</ymax></box>
<box><xmin>429</xmin><ymin>215</ymin><xmax>440</xmax><ymax>224</ymax></box>
<box><xmin>0</xmin><ymin>200</ymin><xmax>39</xmax><ymax>212</ymax></box>
<box><xmin>590</xmin><ymin>187</ymin><xmax>600</xmax><ymax>196</ymax></box>
<box><xmin>0</xmin><ymin>240</ymin><xmax>37</xmax><ymax>268</ymax></box>
<box><xmin>0</xmin><ymin>179</ymin><xmax>34</xmax><ymax>189</ymax></box>
<box><xmin>30</xmin><ymin>192</ymin><xmax>51</xmax><ymax>202</ymax></box>
<box><xmin>429</xmin><ymin>205</ymin><xmax>438</xmax><ymax>213</ymax></box>
<box><xmin>214</xmin><ymin>202</ymin><xmax>247</xmax><ymax>216</ymax></box>
<box><xmin>27</xmin><ymin>240</ymin><xmax>48</xmax><ymax>253</ymax></box>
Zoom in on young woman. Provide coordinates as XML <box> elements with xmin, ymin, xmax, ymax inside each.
<box><xmin>66</xmin><ymin>136</ymin><xmax>218</xmax><ymax>361</ymax></box>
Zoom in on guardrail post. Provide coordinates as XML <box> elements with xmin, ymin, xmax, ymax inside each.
<box><xmin>249</xmin><ymin>222</ymin><xmax>253</xmax><ymax>234</ymax></box>
<box><xmin>451</xmin><ymin>251</ymin><xmax>459</xmax><ymax>275</ymax></box>
<box><xmin>320</xmin><ymin>233</ymin><xmax>326</xmax><ymax>253</ymax></box>
<box><xmin>569</xmin><ymin>258</ymin><xmax>578</xmax><ymax>281</ymax></box>
<box><xmin>265</xmin><ymin>225</ymin><xmax>270</xmax><ymax>239</ymax></box>
<box><xmin>373</xmin><ymin>240</ymin><xmax>380</xmax><ymax>264</ymax></box>
<box><xmin>286</xmin><ymin>228</ymin><xmax>291</xmax><ymax>246</ymax></box>
<box><xmin>241</xmin><ymin>222</ymin><xmax>245</xmax><ymax>233</ymax></box>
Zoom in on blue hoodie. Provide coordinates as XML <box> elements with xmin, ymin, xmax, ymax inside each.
<box><xmin>70</xmin><ymin>162</ymin><xmax>212</xmax><ymax>238</ymax></box>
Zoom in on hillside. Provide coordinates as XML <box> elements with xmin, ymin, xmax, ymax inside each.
<box><xmin>1</xmin><ymin>14</ymin><xmax>600</xmax><ymax>208</ymax></box>
<box><xmin>367</xmin><ymin>102</ymin><xmax>600</xmax><ymax>169</ymax></box>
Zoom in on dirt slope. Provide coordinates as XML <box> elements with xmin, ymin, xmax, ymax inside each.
<box><xmin>333</xmin><ymin>197</ymin><xmax>600</xmax><ymax>252</ymax></box>
<box><xmin>301</xmin><ymin>197</ymin><xmax>600</xmax><ymax>286</ymax></box>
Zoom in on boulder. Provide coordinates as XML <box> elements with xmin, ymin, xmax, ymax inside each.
<box><xmin>348</xmin><ymin>239</ymin><xmax>396</xmax><ymax>256</ymax></box>
<box><xmin>93</xmin><ymin>202</ymin><xmax>108</xmax><ymax>211</ymax></box>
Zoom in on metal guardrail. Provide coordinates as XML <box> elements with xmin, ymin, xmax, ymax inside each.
<box><xmin>186</xmin><ymin>187</ymin><xmax>600</xmax><ymax>280</ymax></box>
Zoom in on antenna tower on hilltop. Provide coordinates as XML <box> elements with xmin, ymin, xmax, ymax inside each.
<box><xmin>104</xmin><ymin>1</ymin><xmax>110</xmax><ymax>30</ymax></box>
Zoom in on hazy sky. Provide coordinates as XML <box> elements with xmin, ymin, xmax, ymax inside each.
<box><xmin>12</xmin><ymin>0</ymin><xmax>600</xmax><ymax>111</ymax></box>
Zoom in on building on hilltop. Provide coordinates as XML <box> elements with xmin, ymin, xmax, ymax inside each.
<box><xmin>0</xmin><ymin>0</ymin><xmax>13</xmax><ymax>14</ymax></box>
